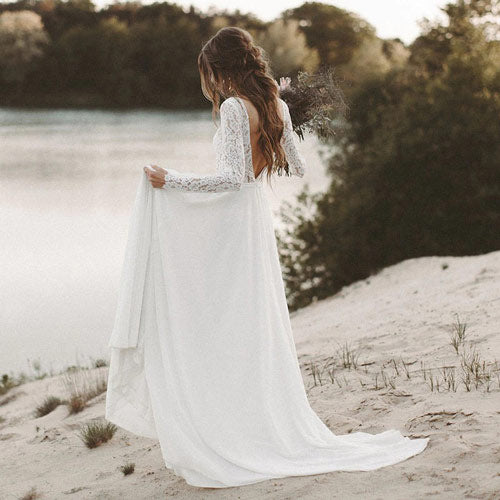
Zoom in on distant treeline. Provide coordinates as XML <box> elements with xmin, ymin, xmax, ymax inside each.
<box><xmin>0</xmin><ymin>0</ymin><xmax>408</xmax><ymax>108</ymax></box>
<box><xmin>2</xmin><ymin>0</ymin><xmax>498</xmax><ymax>312</ymax></box>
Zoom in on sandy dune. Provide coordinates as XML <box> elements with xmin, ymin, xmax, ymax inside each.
<box><xmin>1</xmin><ymin>250</ymin><xmax>499</xmax><ymax>499</ymax></box>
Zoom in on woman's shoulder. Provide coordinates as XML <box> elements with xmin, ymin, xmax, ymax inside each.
<box><xmin>221</xmin><ymin>96</ymin><xmax>240</xmax><ymax>110</ymax></box>
<box><xmin>220</xmin><ymin>97</ymin><xmax>244</xmax><ymax>120</ymax></box>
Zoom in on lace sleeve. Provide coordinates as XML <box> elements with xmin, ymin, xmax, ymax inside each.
<box><xmin>161</xmin><ymin>98</ymin><xmax>245</xmax><ymax>192</ymax></box>
<box><xmin>280</xmin><ymin>99</ymin><xmax>306</xmax><ymax>177</ymax></box>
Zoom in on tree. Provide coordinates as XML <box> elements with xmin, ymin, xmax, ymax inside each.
<box><xmin>38</xmin><ymin>0</ymin><xmax>98</xmax><ymax>41</ymax></box>
<box><xmin>0</xmin><ymin>10</ymin><xmax>49</xmax><ymax>85</ymax></box>
<box><xmin>255</xmin><ymin>18</ymin><xmax>320</xmax><ymax>77</ymax></box>
<box><xmin>338</xmin><ymin>37</ymin><xmax>397</xmax><ymax>87</ymax></box>
<box><xmin>282</xmin><ymin>2</ymin><xmax>376</xmax><ymax>67</ymax></box>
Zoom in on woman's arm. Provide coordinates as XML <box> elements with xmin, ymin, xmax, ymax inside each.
<box><xmin>280</xmin><ymin>98</ymin><xmax>306</xmax><ymax>177</ymax></box>
<box><xmin>160</xmin><ymin>97</ymin><xmax>245</xmax><ymax>192</ymax></box>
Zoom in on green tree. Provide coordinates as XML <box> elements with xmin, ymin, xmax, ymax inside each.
<box><xmin>255</xmin><ymin>18</ymin><xmax>320</xmax><ymax>77</ymax></box>
<box><xmin>38</xmin><ymin>0</ymin><xmax>97</xmax><ymax>41</ymax></box>
<box><xmin>338</xmin><ymin>37</ymin><xmax>408</xmax><ymax>87</ymax></box>
<box><xmin>278</xmin><ymin>0</ymin><xmax>500</xmax><ymax>311</ymax></box>
<box><xmin>283</xmin><ymin>2</ymin><xmax>376</xmax><ymax>67</ymax></box>
<box><xmin>128</xmin><ymin>14</ymin><xmax>204</xmax><ymax>107</ymax></box>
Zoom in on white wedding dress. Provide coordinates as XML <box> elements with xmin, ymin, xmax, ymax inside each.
<box><xmin>105</xmin><ymin>96</ymin><xmax>429</xmax><ymax>488</ymax></box>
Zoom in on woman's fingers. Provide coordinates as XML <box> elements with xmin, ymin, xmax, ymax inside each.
<box><xmin>144</xmin><ymin>164</ymin><xmax>166</xmax><ymax>188</ymax></box>
<box><xmin>150</xmin><ymin>167</ymin><xmax>165</xmax><ymax>183</ymax></box>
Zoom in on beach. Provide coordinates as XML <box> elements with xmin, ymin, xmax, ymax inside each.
<box><xmin>1</xmin><ymin>250</ymin><xmax>499</xmax><ymax>499</ymax></box>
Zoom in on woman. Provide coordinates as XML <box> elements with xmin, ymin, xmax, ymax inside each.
<box><xmin>105</xmin><ymin>26</ymin><xmax>429</xmax><ymax>488</ymax></box>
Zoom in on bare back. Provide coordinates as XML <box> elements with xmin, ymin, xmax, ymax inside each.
<box><xmin>238</xmin><ymin>97</ymin><xmax>284</xmax><ymax>179</ymax></box>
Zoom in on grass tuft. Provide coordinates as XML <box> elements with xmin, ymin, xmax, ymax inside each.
<box><xmin>120</xmin><ymin>462</ymin><xmax>135</xmax><ymax>475</ymax></box>
<box><xmin>337</xmin><ymin>341</ymin><xmax>360</xmax><ymax>370</ymax></box>
<box><xmin>62</xmin><ymin>367</ymin><xmax>108</xmax><ymax>415</ymax></box>
<box><xmin>449</xmin><ymin>314</ymin><xmax>467</xmax><ymax>354</ymax></box>
<box><xmin>93</xmin><ymin>358</ymin><xmax>108</xmax><ymax>368</ymax></box>
<box><xmin>35</xmin><ymin>396</ymin><xmax>64</xmax><ymax>418</ymax></box>
<box><xmin>78</xmin><ymin>420</ymin><xmax>117</xmax><ymax>449</ymax></box>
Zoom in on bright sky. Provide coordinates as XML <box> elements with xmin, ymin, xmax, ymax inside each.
<box><xmin>96</xmin><ymin>0</ymin><xmax>452</xmax><ymax>44</ymax></box>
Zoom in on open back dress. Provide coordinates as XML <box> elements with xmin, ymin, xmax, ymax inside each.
<box><xmin>105</xmin><ymin>96</ymin><xmax>429</xmax><ymax>488</ymax></box>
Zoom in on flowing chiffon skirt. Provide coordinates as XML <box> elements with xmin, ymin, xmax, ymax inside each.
<box><xmin>105</xmin><ymin>171</ymin><xmax>429</xmax><ymax>488</ymax></box>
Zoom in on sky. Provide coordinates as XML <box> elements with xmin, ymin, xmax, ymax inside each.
<box><xmin>96</xmin><ymin>0</ymin><xmax>452</xmax><ymax>45</ymax></box>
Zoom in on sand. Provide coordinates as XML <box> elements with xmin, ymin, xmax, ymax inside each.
<box><xmin>1</xmin><ymin>250</ymin><xmax>499</xmax><ymax>499</ymax></box>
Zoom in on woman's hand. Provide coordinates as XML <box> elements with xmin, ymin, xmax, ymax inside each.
<box><xmin>144</xmin><ymin>164</ymin><xmax>168</xmax><ymax>188</ymax></box>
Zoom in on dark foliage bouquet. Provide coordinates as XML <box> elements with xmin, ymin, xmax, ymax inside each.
<box><xmin>277</xmin><ymin>65</ymin><xmax>349</xmax><ymax>142</ymax></box>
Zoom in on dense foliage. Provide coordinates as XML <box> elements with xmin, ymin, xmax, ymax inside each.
<box><xmin>0</xmin><ymin>0</ymin><xmax>405</xmax><ymax>107</ymax></box>
<box><xmin>277</xmin><ymin>0</ymin><xmax>500</xmax><ymax>310</ymax></box>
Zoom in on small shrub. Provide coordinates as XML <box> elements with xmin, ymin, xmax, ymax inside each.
<box><xmin>94</xmin><ymin>358</ymin><xmax>108</xmax><ymax>368</ymax></box>
<box><xmin>120</xmin><ymin>462</ymin><xmax>135</xmax><ymax>475</ymax></box>
<box><xmin>79</xmin><ymin>420</ymin><xmax>117</xmax><ymax>449</ymax></box>
<box><xmin>35</xmin><ymin>396</ymin><xmax>63</xmax><ymax>417</ymax></box>
<box><xmin>68</xmin><ymin>395</ymin><xmax>86</xmax><ymax>414</ymax></box>
<box><xmin>0</xmin><ymin>374</ymin><xmax>16</xmax><ymax>396</ymax></box>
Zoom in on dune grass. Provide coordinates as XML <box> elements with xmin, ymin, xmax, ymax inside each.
<box><xmin>120</xmin><ymin>462</ymin><xmax>136</xmax><ymax>475</ymax></box>
<box><xmin>303</xmin><ymin>315</ymin><xmax>500</xmax><ymax>394</ymax></box>
<box><xmin>0</xmin><ymin>356</ymin><xmax>109</xmax><ymax>400</ymax></box>
<box><xmin>78</xmin><ymin>420</ymin><xmax>117</xmax><ymax>448</ymax></box>
<box><xmin>34</xmin><ymin>396</ymin><xmax>65</xmax><ymax>418</ymax></box>
<box><xmin>61</xmin><ymin>366</ymin><xmax>108</xmax><ymax>415</ymax></box>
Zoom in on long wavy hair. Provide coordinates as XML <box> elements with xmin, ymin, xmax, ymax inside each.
<box><xmin>198</xmin><ymin>27</ymin><xmax>287</xmax><ymax>183</ymax></box>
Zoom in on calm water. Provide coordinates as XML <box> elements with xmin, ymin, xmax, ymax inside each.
<box><xmin>0</xmin><ymin>107</ymin><xmax>330</xmax><ymax>375</ymax></box>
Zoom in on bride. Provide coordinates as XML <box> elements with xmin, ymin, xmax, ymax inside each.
<box><xmin>105</xmin><ymin>26</ymin><xmax>429</xmax><ymax>489</ymax></box>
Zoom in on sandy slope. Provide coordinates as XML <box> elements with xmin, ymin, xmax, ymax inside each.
<box><xmin>1</xmin><ymin>250</ymin><xmax>499</xmax><ymax>499</ymax></box>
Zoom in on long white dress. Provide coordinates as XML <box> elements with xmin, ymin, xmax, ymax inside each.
<box><xmin>105</xmin><ymin>96</ymin><xmax>429</xmax><ymax>488</ymax></box>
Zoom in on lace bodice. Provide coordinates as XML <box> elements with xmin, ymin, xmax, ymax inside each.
<box><xmin>161</xmin><ymin>96</ymin><xmax>305</xmax><ymax>192</ymax></box>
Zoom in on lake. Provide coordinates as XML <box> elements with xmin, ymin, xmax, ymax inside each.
<box><xmin>0</xmin><ymin>107</ymin><xmax>330</xmax><ymax>375</ymax></box>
